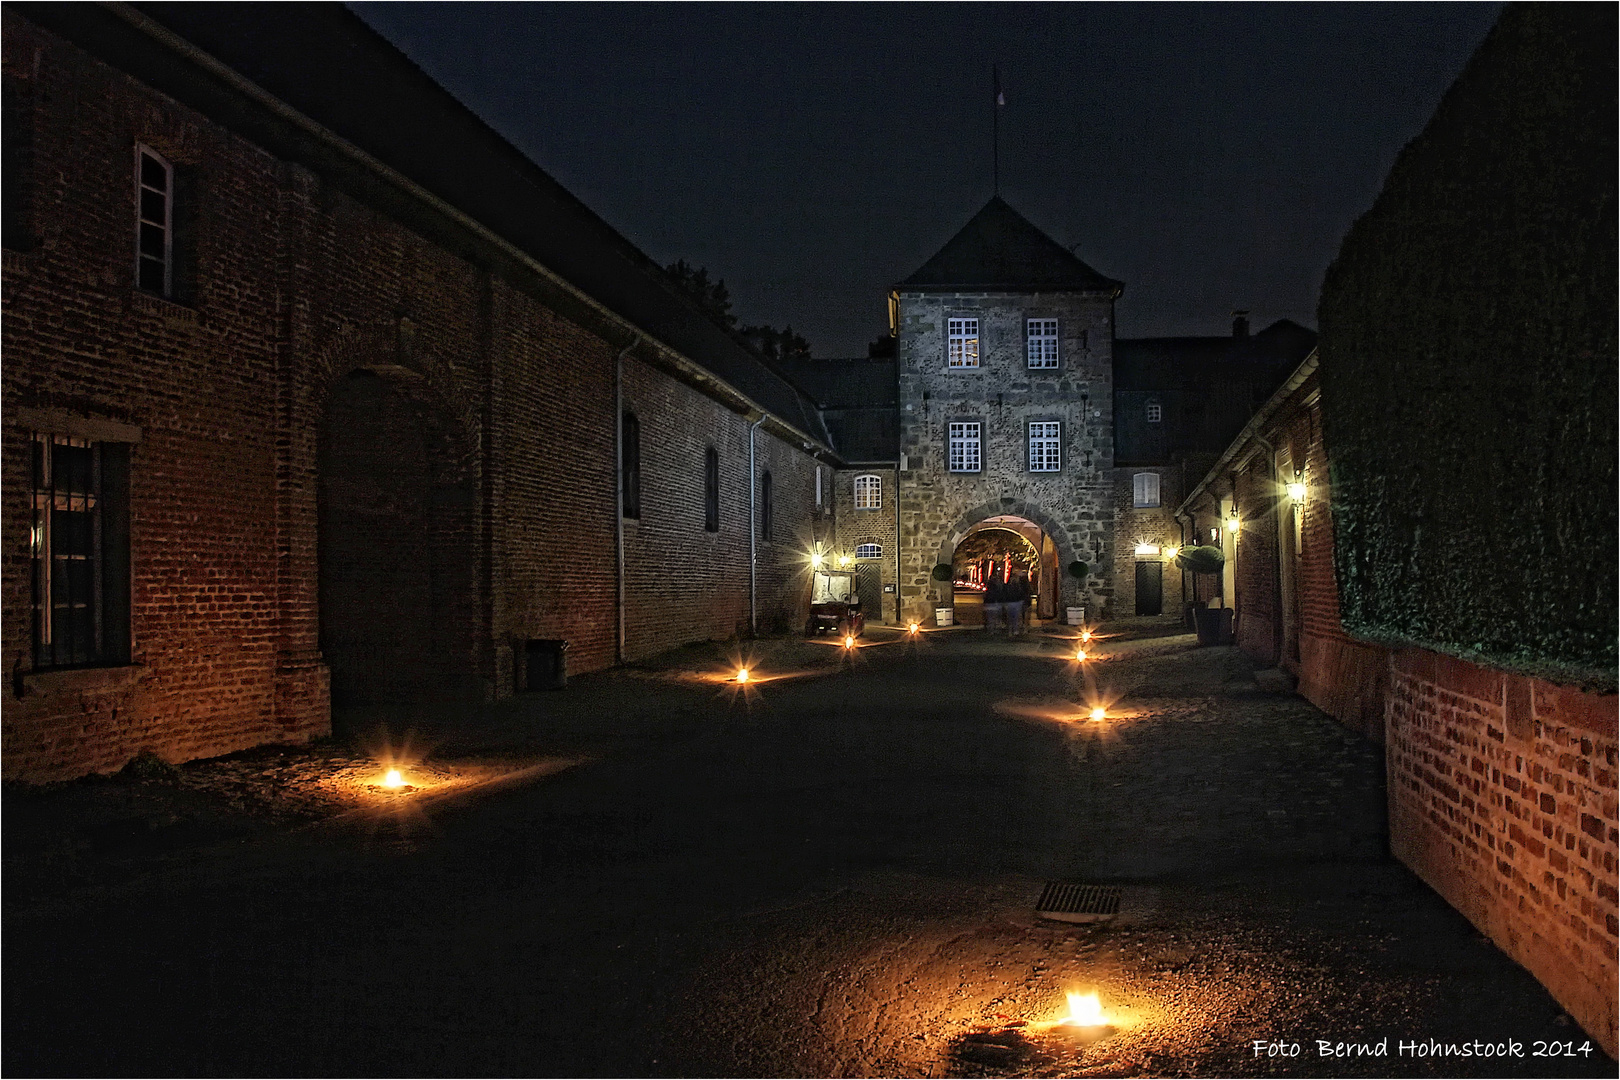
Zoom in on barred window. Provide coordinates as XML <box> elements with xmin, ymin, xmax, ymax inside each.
<box><xmin>854</xmin><ymin>473</ymin><xmax>881</xmax><ymax>509</ymax></box>
<box><xmin>1026</xmin><ymin>319</ymin><xmax>1058</xmax><ymax>368</ymax></box>
<box><xmin>947</xmin><ymin>317</ymin><xmax>979</xmax><ymax>368</ymax></box>
<box><xmin>948</xmin><ymin>421</ymin><xmax>981</xmax><ymax>473</ymax></box>
<box><xmin>31</xmin><ymin>434</ymin><xmax>131</xmax><ymax>669</ymax></box>
<box><xmin>135</xmin><ymin>144</ymin><xmax>173</xmax><ymax>296</ymax></box>
<box><xmin>1028</xmin><ymin>421</ymin><xmax>1061</xmax><ymax>472</ymax></box>
<box><xmin>1146</xmin><ymin>400</ymin><xmax>1162</xmax><ymax>423</ymax></box>
<box><xmin>1133</xmin><ymin>471</ymin><xmax>1162</xmax><ymax>508</ymax></box>
<box><xmin>854</xmin><ymin>543</ymin><xmax>882</xmax><ymax>559</ymax></box>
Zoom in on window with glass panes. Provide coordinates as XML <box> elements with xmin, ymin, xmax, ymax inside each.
<box><xmin>1026</xmin><ymin>319</ymin><xmax>1058</xmax><ymax>368</ymax></box>
<box><xmin>1133</xmin><ymin>471</ymin><xmax>1162</xmax><ymax>508</ymax></box>
<box><xmin>854</xmin><ymin>543</ymin><xmax>882</xmax><ymax>559</ymax></box>
<box><xmin>854</xmin><ymin>474</ymin><xmax>881</xmax><ymax>509</ymax></box>
<box><xmin>135</xmin><ymin>145</ymin><xmax>172</xmax><ymax>296</ymax></box>
<box><xmin>948</xmin><ymin>422</ymin><xmax>981</xmax><ymax>472</ymax></box>
<box><xmin>1028</xmin><ymin>421</ymin><xmax>1061</xmax><ymax>471</ymax></box>
<box><xmin>947</xmin><ymin>318</ymin><xmax>979</xmax><ymax>368</ymax></box>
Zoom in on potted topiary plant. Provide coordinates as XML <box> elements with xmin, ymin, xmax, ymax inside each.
<box><xmin>1065</xmin><ymin>560</ymin><xmax>1089</xmax><ymax>625</ymax></box>
<box><xmin>931</xmin><ymin>563</ymin><xmax>955</xmax><ymax>626</ymax></box>
<box><xmin>1176</xmin><ymin>546</ymin><xmax>1232</xmax><ymax>644</ymax></box>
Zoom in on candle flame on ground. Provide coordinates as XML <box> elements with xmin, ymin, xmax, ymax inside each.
<box><xmin>1076</xmin><ymin>649</ymin><xmax>1088</xmax><ymax>661</ymax></box>
<box><xmin>844</xmin><ymin>635</ymin><xmax>855</xmax><ymax>648</ymax></box>
<box><xmin>736</xmin><ymin>667</ymin><xmax>750</xmax><ymax>683</ymax></box>
<box><xmin>1066</xmin><ymin>991</ymin><xmax>1106</xmax><ymax>1026</ymax></box>
<box><xmin>382</xmin><ymin>768</ymin><xmax>404</xmax><ymax>788</ymax></box>
<box><xmin>1089</xmin><ymin>706</ymin><xmax>1106</xmax><ymax>721</ymax></box>
<box><xmin>1080</xmin><ymin>630</ymin><xmax>1093</xmax><ymax>643</ymax></box>
<box><xmin>908</xmin><ymin>622</ymin><xmax>919</xmax><ymax>634</ymax></box>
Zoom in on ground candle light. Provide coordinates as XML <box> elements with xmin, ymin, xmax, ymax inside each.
<box><xmin>382</xmin><ymin>768</ymin><xmax>404</xmax><ymax>788</ymax></box>
<box><xmin>736</xmin><ymin>667</ymin><xmax>750</xmax><ymax>683</ymax></box>
<box><xmin>1089</xmin><ymin>706</ymin><xmax>1106</xmax><ymax>722</ymax></box>
<box><xmin>844</xmin><ymin>635</ymin><xmax>855</xmax><ymax>648</ymax></box>
<box><xmin>908</xmin><ymin>622</ymin><xmax>919</xmax><ymax>634</ymax></box>
<box><xmin>1066</xmin><ymin>991</ymin><xmax>1106</xmax><ymax>1027</ymax></box>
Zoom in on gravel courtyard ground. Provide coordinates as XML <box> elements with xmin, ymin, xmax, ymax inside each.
<box><xmin>4</xmin><ymin>620</ymin><xmax>1612</xmax><ymax>1077</ymax></box>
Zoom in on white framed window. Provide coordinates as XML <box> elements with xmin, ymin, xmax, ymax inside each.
<box><xmin>1026</xmin><ymin>319</ymin><xmax>1058</xmax><ymax>368</ymax></box>
<box><xmin>1028</xmin><ymin>421</ymin><xmax>1061</xmax><ymax>472</ymax></box>
<box><xmin>854</xmin><ymin>542</ymin><xmax>882</xmax><ymax>559</ymax></box>
<box><xmin>135</xmin><ymin>144</ymin><xmax>173</xmax><ymax>296</ymax></box>
<box><xmin>853</xmin><ymin>473</ymin><xmax>882</xmax><ymax>509</ymax></box>
<box><xmin>948</xmin><ymin>421</ymin><xmax>982</xmax><ymax>473</ymax></box>
<box><xmin>1146</xmin><ymin>400</ymin><xmax>1162</xmax><ymax>423</ymax></box>
<box><xmin>947</xmin><ymin>317</ymin><xmax>979</xmax><ymax>368</ymax></box>
<box><xmin>1133</xmin><ymin>471</ymin><xmax>1161</xmax><ymax>508</ymax></box>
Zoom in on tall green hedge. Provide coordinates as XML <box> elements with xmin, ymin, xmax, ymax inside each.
<box><xmin>1318</xmin><ymin>4</ymin><xmax>1617</xmax><ymax>689</ymax></box>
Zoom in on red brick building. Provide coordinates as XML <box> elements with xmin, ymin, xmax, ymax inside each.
<box><xmin>3</xmin><ymin>5</ymin><xmax>842</xmax><ymax>780</ymax></box>
<box><xmin>1181</xmin><ymin>6</ymin><xmax>1617</xmax><ymax>1054</ymax></box>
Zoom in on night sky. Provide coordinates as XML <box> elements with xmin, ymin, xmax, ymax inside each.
<box><xmin>349</xmin><ymin>2</ymin><xmax>1501</xmax><ymax>358</ymax></box>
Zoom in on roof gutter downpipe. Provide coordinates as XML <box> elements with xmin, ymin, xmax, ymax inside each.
<box><xmin>749</xmin><ymin>416</ymin><xmax>765</xmax><ymax>635</ymax></box>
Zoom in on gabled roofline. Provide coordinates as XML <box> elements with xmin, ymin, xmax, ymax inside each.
<box><xmin>23</xmin><ymin>2</ymin><xmax>846</xmax><ymax>464</ymax></box>
<box><xmin>1174</xmin><ymin>348</ymin><xmax>1320</xmax><ymax>518</ymax></box>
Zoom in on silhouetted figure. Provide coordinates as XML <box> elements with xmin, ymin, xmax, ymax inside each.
<box><xmin>1006</xmin><ymin>571</ymin><xmax>1031</xmax><ymax>636</ymax></box>
<box><xmin>983</xmin><ymin>568</ymin><xmax>1008</xmax><ymax>633</ymax></box>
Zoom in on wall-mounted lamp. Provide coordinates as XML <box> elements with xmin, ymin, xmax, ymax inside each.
<box><xmin>1133</xmin><ymin>542</ymin><xmax>1160</xmax><ymax>556</ymax></box>
<box><xmin>1162</xmin><ymin>545</ymin><xmax>1180</xmax><ymax>559</ymax></box>
<box><xmin>1226</xmin><ymin>515</ymin><xmax>1241</xmax><ymax>532</ymax></box>
<box><xmin>1286</xmin><ymin>481</ymin><xmax>1306</xmax><ymax>502</ymax></box>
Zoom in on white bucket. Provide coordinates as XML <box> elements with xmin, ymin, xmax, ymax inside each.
<box><xmin>1066</xmin><ymin>606</ymin><xmax>1086</xmax><ymax>626</ymax></box>
<box><xmin>934</xmin><ymin>607</ymin><xmax>954</xmax><ymax>627</ymax></box>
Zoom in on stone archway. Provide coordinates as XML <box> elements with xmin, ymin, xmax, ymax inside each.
<box><xmin>317</xmin><ymin>366</ymin><xmax>480</xmax><ymax>707</ymax></box>
<box><xmin>934</xmin><ymin>500</ymin><xmax>1076</xmax><ymax>624</ymax></box>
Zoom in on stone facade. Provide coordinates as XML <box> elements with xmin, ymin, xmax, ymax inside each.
<box><xmin>895</xmin><ymin>291</ymin><xmax>1114</xmax><ymax>624</ymax></box>
<box><xmin>832</xmin><ymin>466</ymin><xmax>900</xmax><ymax>624</ymax></box>
<box><xmin>1112</xmin><ymin>464</ymin><xmax>1188</xmax><ymax>618</ymax></box>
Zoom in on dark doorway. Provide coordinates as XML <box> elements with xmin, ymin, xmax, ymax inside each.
<box><xmin>1135</xmin><ymin>561</ymin><xmax>1164</xmax><ymax>616</ymax></box>
<box><xmin>318</xmin><ymin>369</ymin><xmax>479</xmax><ymax>707</ymax></box>
<box><xmin>856</xmin><ymin>562</ymin><xmax>885</xmax><ymax>625</ymax></box>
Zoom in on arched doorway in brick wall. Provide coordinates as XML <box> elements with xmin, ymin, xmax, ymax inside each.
<box><xmin>318</xmin><ymin>368</ymin><xmax>479</xmax><ymax>707</ymax></box>
<box><xmin>942</xmin><ymin>513</ymin><xmax>1064</xmax><ymax>625</ymax></box>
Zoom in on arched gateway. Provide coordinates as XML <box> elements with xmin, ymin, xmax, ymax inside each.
<box><xmin>931</xmin><ymin>501</ymin><xmax>1073</xmax><ymax>624</ymax></box>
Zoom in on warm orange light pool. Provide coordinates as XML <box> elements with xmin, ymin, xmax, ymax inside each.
<box><xmin>382</xmin><ymin>768</ymin><xmax>405</xmax><ymax>788</ymax></box>
<box><xmin>736</xmin><ymin>667</ymin><xmax>750</xmax><ymax>683</ymax></box>
<box><xmin>1076</xmin><ymin>649</ymin><xmax>1088</xmax><ymax>661</ymax></box>
<box><xmin>1089</xmin><ymin>706</ymin><xmax>1106</xmax><ymax>722</ymax></box>
<box><xmin>1080</xmin><ymin>630</ymin><xmax>1093</xmax><ymax>643</ymax></box>
<box><xmin>908</xmin><ymin>622</ymin><xmax>919</xmax><ymax>634</ymax></box>
<box><xmin>1065</xmin><ymin>990</ymin><xmax>1106</xmax><ymax>1026</ymax></box>
<box><xmin>843</xmin><ymin>635</ymin><xmax>855</xmax><ymax>648</ymax></box>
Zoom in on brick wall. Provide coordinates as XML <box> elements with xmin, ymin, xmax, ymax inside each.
<box><xmin>833</xmin><ymin>467</ymin><xmax>898</xmax><ymax>623</ymax></box>
<box><xmin>1387</xmin><ymin>649</ymin><xmax>1618</xmax><ymax>1057</ymax></box>
<box><xmin>1232</xmin><ymin>455</ymin><xmax>1281</xmax><ymax>664</ymax></box>
<box><xmin>1</xmin><ymin>16</ymin><xmax>826</xmax><ymax>779</ymax></box>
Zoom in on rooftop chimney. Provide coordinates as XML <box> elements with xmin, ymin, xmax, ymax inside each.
<box><xmin>1232</xmin><ymin>310</ymin><xmax>1250</xmax><ymax>339</ymax></box>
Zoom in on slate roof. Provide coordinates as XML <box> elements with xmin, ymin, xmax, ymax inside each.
<box><xmin>1114</xmin><ymin>320</ymin><xmax>1317</xmax><ymax>390</ymax></box>
<box><xmin>27</xmin><ymin>3</ymin><xmax>832</xmax><ymax>449</ymax></box>
<box><xmin>897</xmin><ymin>197</ymin><xmax>1122</xmax><ymax>294</ymax></box>
<box><xmin>779</xmin><ymin>359</ymin><xmax>900</xmax><ymax>463</ymax></box>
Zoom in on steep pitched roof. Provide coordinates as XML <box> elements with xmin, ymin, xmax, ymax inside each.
<box><xmin>897</xmin><ymin>197</ymin><xmax>1122</xmax><ymax>294</ymax></box>
<box><xmin>24</xmin><ymin>2</ymin><xmax>832</xmax><ymax>450</ymax></box>
<box><xmin>778</xmin><ymin>359</ymin><xmax>899</xmax><ymax>463</ymax></box>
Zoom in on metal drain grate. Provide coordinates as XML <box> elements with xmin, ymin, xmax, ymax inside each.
<box><xmin>1035</xmin><ymin>882</ymin><xmax>1122</xmax><ymax>923</ymax></box>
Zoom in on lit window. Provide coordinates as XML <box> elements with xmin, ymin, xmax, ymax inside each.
<box><xmin>1028</xmin><ymin>421</ymin><xmax>1061</xmax><ymax>472</ymax></box>
<box><xmin>135</xmin><ymin>145</ymin><xmax>173</xmax><ymax>296</ymax></box>
<box><xmin>1146</xmin><ymin>401</ymin><xmax>1162</xmax><ymax>424</ymax></box>
<box><xmin>947</xmin><ymin>317</ymin><xmax>979</xmax><ymax>368</ymax></box>
<box><xmin>948</xmin><ymin>421</ymin><xmax>981</xmax><ymax>472</ymax></box>
<box><xmin>31</xmin><ymin>433</ymin><xmax>131</xmax><ymax>669</ymax></box>
<box><xmin>1133</xmin><ymin>471</ymin><xmax>1161</xmax><ymax>508</ymax></box>
<box><xmin>854</xmin><ymin>543</ymin><xmax>882</xmax><ymax>559</ymax></box>
<box><xmin>854</xmin><ymin>473</ymin><xmax>881</xmax><ymax>509</ymax></box>
<box><xmin>1026</xmin><ymin>319</ymin><xmax>1058</xmax><ymax>368</ymax></box>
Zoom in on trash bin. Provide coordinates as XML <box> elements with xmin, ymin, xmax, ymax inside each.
<box><xmin>524</xmin><ymin>639</ymin><xmax>569</xmax><ymax>690</ymax></box>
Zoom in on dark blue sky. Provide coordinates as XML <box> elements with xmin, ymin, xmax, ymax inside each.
<box><xmin>350</xmin><ymin>2</ymin><xmax>1501</xmax><ymax>357</ymax></box>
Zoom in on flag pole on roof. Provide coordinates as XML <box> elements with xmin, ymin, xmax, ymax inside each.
<box><xmin>992</xmin><ymin>64</ymin><xmax>1004</xmax><ymax>196</ymax></box>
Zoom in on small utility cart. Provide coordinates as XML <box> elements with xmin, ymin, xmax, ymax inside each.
<box><xmin>806</xmin><ymin>568</ymin><xmax>865</xmax><ymax>638</ymax></box>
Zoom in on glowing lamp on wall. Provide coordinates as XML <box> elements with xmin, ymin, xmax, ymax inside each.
<box><xmin>1162</xmin><ymin>545</ymin><xmax>1180</xmax><ymax>559</ymax></box>
<box><xmin>809</xmin><ymin>552</ymin><xmax>824</xmax><ymax>569</ymax></box>
<box><xmin>1226</xmin><ymin>515</ymin><xmax>1241</xmax><ymax>532</ymax></box>
<box><xmin>1133</xmin><ymin>542</ymin><xmax>1159</xmax><ymax>556</ymax></box>
<box><xmin>838</xmin><ymin>554</ymin><xmax>852</xmax><ymax>567</ymax></box>
<box><xmin>1287</xmin><ymin>481</ymin><xmax>1307</xmax><ymax>502</ymax></box>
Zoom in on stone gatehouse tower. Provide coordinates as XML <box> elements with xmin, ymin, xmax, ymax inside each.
<box><xmin>891</xmin><ymin>198</ymin><xmax>1121</xmax><ymax>624</ymax></box>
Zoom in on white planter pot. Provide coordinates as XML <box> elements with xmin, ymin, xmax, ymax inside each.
<box><xmin>934</xmin><ymin>607</ymin><xmax>954</xmax><ymax>627</ymax></box>
<box><xmin>1066</xmin><ymin>606</ymin><xmax>1086</xmax><ymax>626</ymax></box>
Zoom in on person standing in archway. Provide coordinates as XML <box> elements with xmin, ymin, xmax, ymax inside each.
<box><xmin>983</xmin><ymin>566</ymin><xmax>1007</xmax><ymax>634</ymax></box>
<box><xmin>1006</xmin><ymin>570</ymin><xmax>1031</xmax><ymax>637</ymax></box>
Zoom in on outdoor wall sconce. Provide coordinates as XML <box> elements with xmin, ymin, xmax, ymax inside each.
<box><xmin>1227</xmin><ymin>515</ymin><xmax>1241</xmax><ymax>532</ymax></box>
<box><xmin>1162</xmin><ymin>545</ymin><xmax>1180</xmax><ymax>559</ymax></box>
<box><xmin>838</xmin><ymin>554</ymin><xmax>852</xmax><ymax>567</ymax></box>
<box><xmin>1133</xmin><ymin>542</ymin><xmax>1159</xmax><ymax>556</ymax></box>
<box><xmin>1286</xmin><ymin>481</ymin><xmax>1306</xmax><ymax>501</ymax></box>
